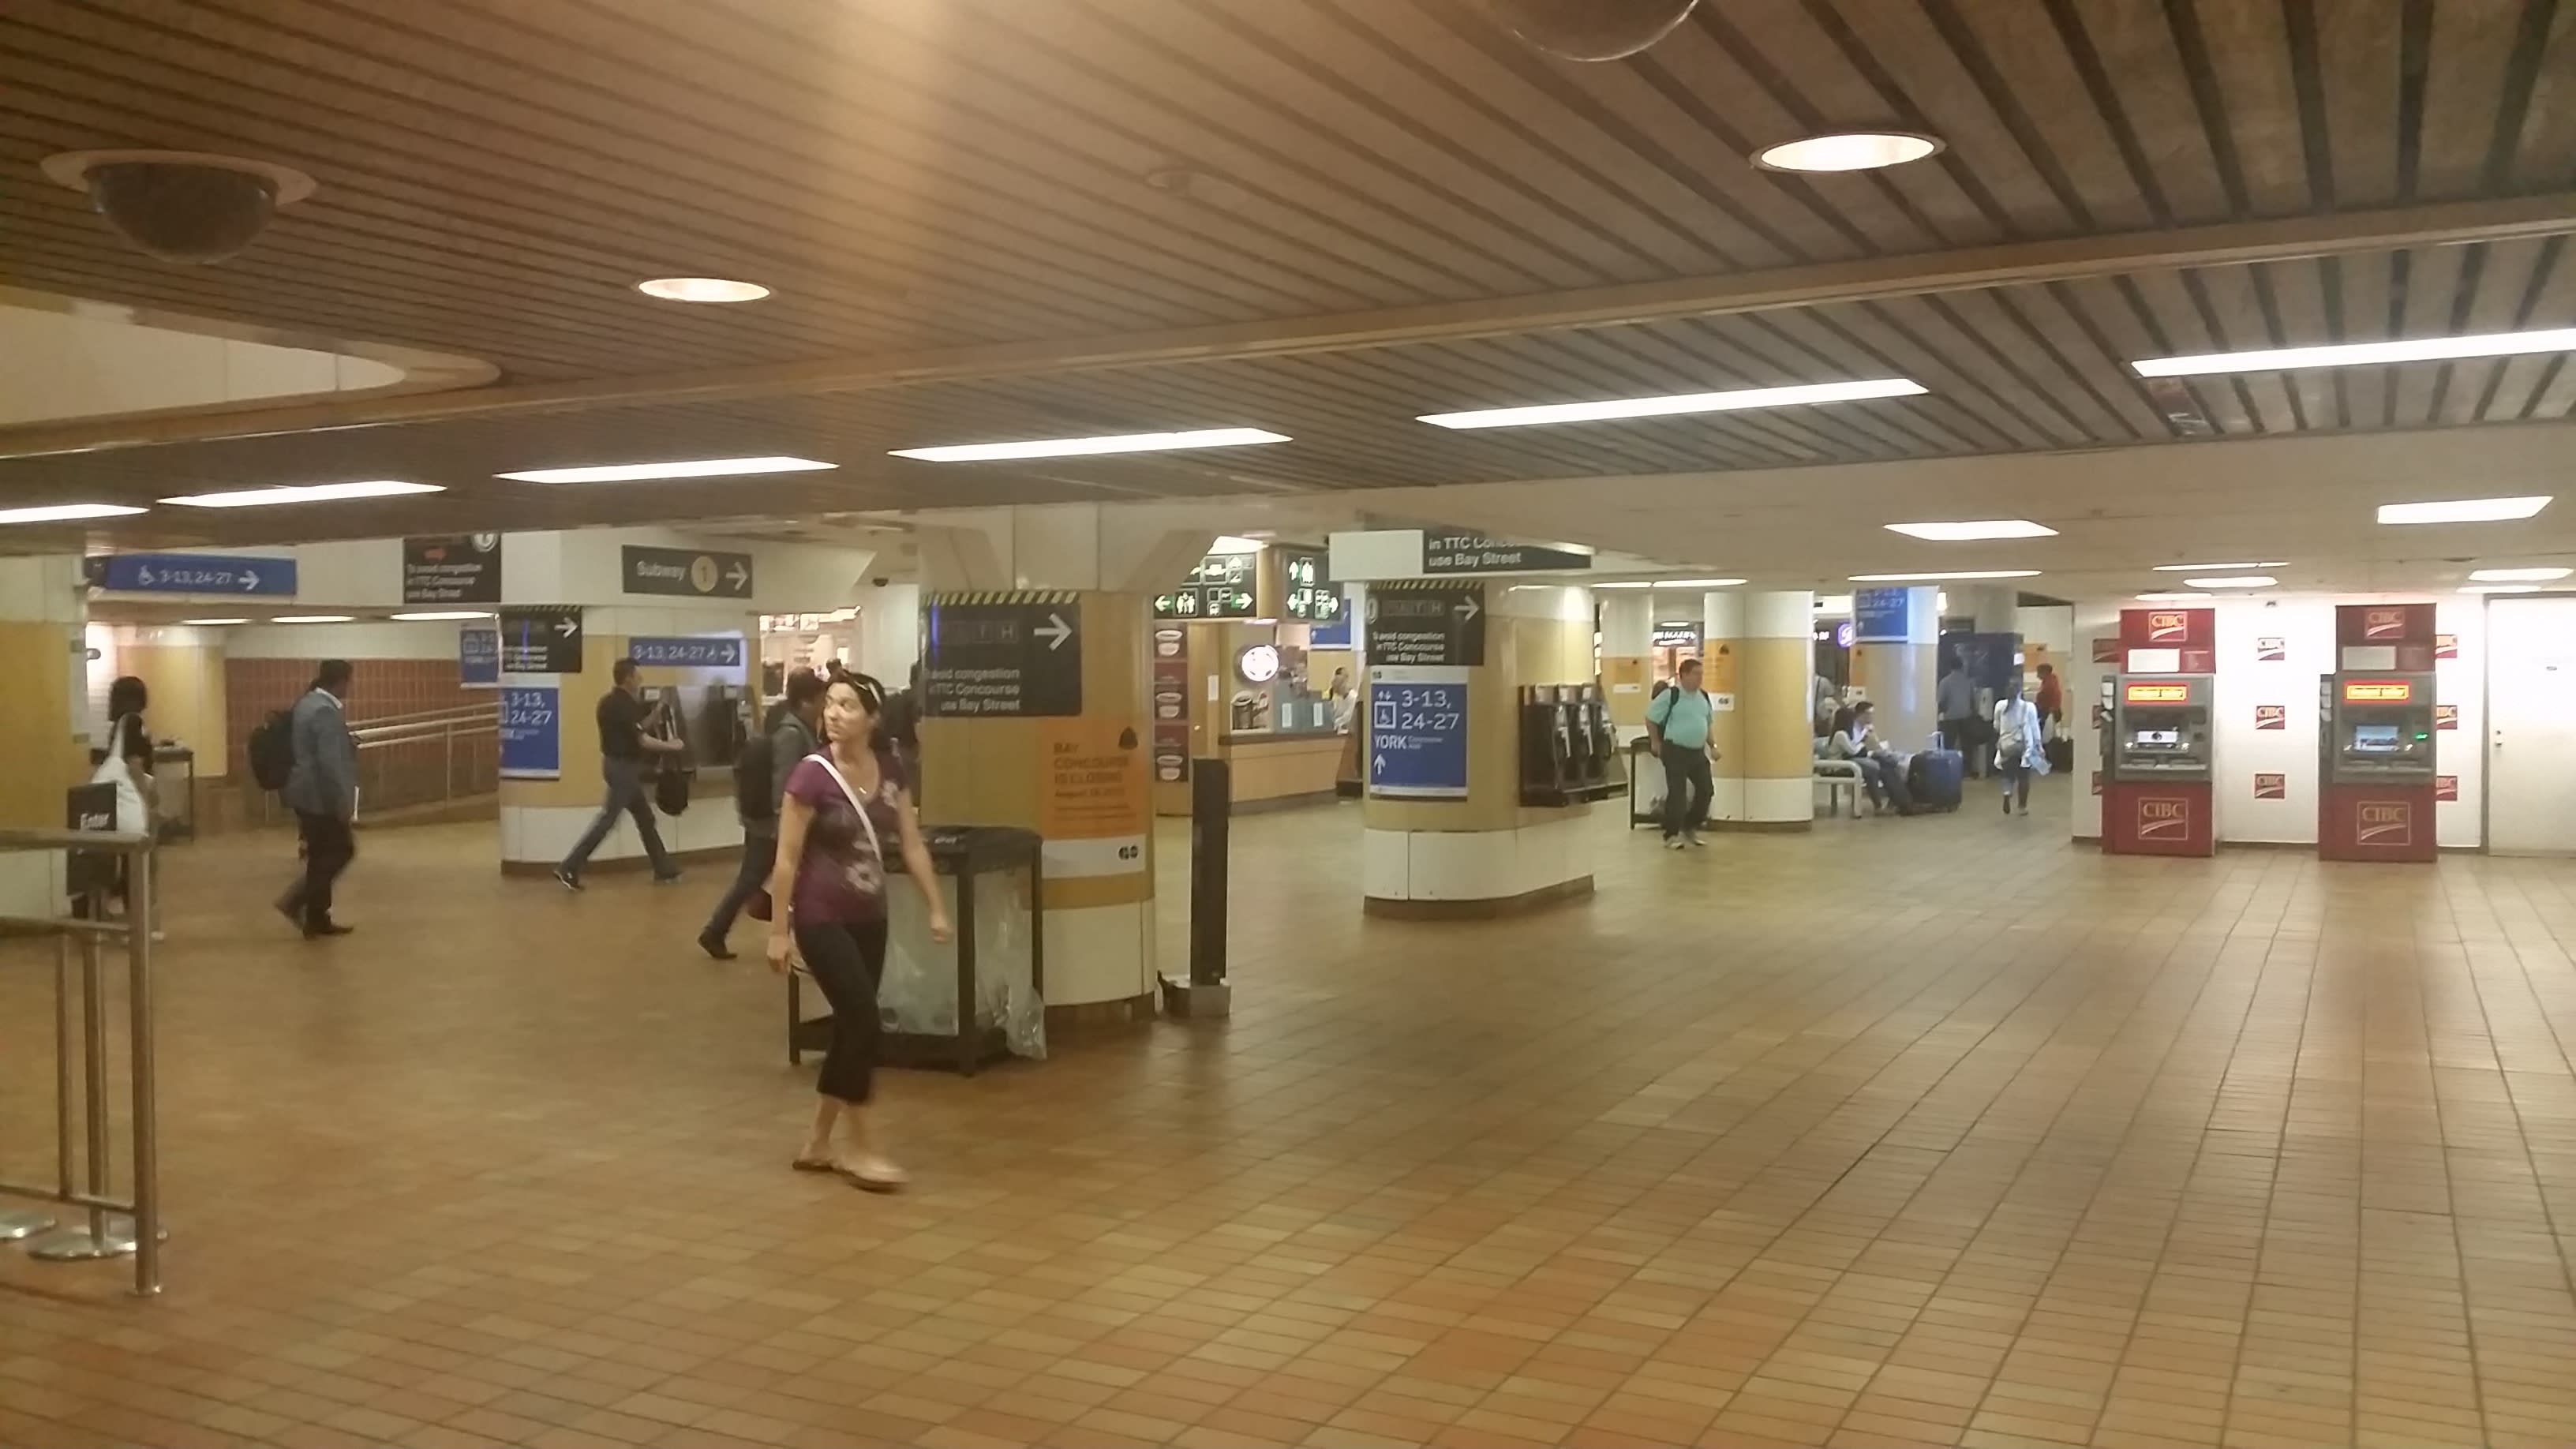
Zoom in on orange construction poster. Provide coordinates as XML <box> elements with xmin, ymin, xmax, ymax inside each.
<box><xmin>1039</xmin><ymin>717</ymin><xmax>1150</xmax><ymax>876</ymax></box>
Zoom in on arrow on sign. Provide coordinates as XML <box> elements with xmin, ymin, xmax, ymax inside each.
<box><xmin>238</xmin><ymin>568</ymin><xmax>260</xmax><ymax>591</ymax></box>
<box><xmin>1372</xmin><ymin>754</ymin><xmax>1387</xmax><ymax>773</ymax></box>
<box><xmin>724</xmin><ymin>560</ymin><xmax>750</xmax><ymax>590</ymax></box>
<box><xmin>1038</xmin><ymin>612</ymin><xmax>1074</xmax><ymax>651</ymax></box>
<box><xmin>1455</xmin><ymin>597</ymin><xmax>1481</xmax><ymax>623</ymax></box>
<box><xmin>554</xmin><ymin>618</ymin><xmax>578</xmax><ymax>637</ymax></box>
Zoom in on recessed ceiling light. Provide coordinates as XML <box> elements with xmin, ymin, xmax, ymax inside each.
<box><xmin>1652</xmin><ymin>578</ymin><xmax>1746</xmax><ymax>588</ymax></box>
<box><xmin>1848</xmin><ymin>570</ymin><xmax>2041</xmax><ymax>582</ymax></box>
<box><xmin>2461</xmin><ymin>584</ymin><xmax>2544</xmax><ymax>594</ymax></box>
<box><xmin>2151</xmin><ymin>560</ymin><xmax>2286</xmax><ymax>571</ymax></box>
<box><xmin>178</xmin><ymin>617</ymin><xmax>249</xmax><ymax>626</ymax></box>
<box><xmin>389</xmin><ymin>611</ymin><xmax>495</xmax><ymax>621</ymax></box>
<box><xmin>636</xmin><ymin>277</ymin><xmax>770</xmax><ymax>303</ymax></box>
<box><xmin>2377</xmin><ymin>496</ymin><xmax>2553</xmax><ymax>525</ymax></box>
<box><xmin>2136</xmin><ymin>591</ymin><xmax>2216</xmax><ymax>602</ymax></box>
<box><xmin>1419</xmin><ymin>378</ymin><xmax>1926</xmax><ymax>431</ymax></box>
<box><xmin>0</xmin><ymin>502</ymin><xmax>146</xmax><ymax>526</ymax></box>
<box><xmin>2132</xmin><ymin>327</ymin><xmax>2576</xmax><ymax>378</ymax></box>
<box><xmin>2184</xmin><ymin>575</ymin><xmax>2278</xmax><ymax>589</ymax></box>
<box><xmin>1754</xmin><ymin>132</ymin><xmax>1944</xmax><ymax>173</ymax></box>
<box><xmin>2467</xmin><ymin>566</ymin><xmax>2572</xmax><ymax>582</ymax></box>
<box><xmin>160</xmin><ymin>480</ymin><xmax>443</xmax><ymax>507</ymax></box>
<box><xmin>1208</xmin><ymin>535</ymin><xmax>1266</xmax><ymax>554</ymax></box>
<box><xmin>1884</xmin><ymin>520</ymin><xmax>2057</xmax><ymax>541</ymax></box>
<box><xmin>270</xmin><ymin>615</ymin><xmax>354</xmax><ymax>623</ymax></box>
<box><xmin>496</xmin><ymin>456</ymin><xmax>835</xmax><ymax>484</ymax></box>
<box><xmin>889</xmin><ymin>429</ymin><xmax>1290</xmax><ymax>463</ymax></box>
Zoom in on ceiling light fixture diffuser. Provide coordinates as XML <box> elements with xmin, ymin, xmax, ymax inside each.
<box><xmin>1419</xmin><ymin>378</ymin><xmax>1926</xmax><ymax>430</ymax></box>
<box><xmin>889</xmin><ymin>429</ymin><xmax>1290</xmax><ymax>463</ymax></box>
<box><xmin>2467</xmin><ymin>566</ymin><xmax>2572</xmax><ymax>582</ymax></box>
<box><xmin>1848</xmin><ymin>569</ymin><xmax>2041</xmax><ymax>582</ymax></box>
<box><xmin>497</xmin><ymin>456</ymin><xmax>836</xmax><ymax>484</ymax></box>
<box><xmin>2136</xmin><ymin>591</ymin><xmax>2216</xmax><ymax>602</ymax></box>
<box><xmin>178</xmin><ymin>618</ymin><xmax>249</xmax><ymax>626</ymax></box>
<box><xmin>1754</xmin><ymin>132</ymin><xmax>1944</xmax><ymax>173</ymax></box>
<box><xmin>269</xmin><ymin>615</ymin><xmax>354</xmax><ymax>624</ymax></box>
<box><xmin>2132</xmin><ymin>328</ymin><xmax>2576</xmax><ymax>377</ymax></box>
<box><xmin>0</xmin><ymin>503</ymin><xmax>146</xmax><ymax>526</ymax></box>
<box><xmin>389</xmin><ymin>611</ymin><xmax>496</xmax><ymax>621</ymax></box>
<box><xmin>2151</xmin><ymin>560</ymin><xmax>2286</xmax><ymax>571</ymax></box>
<box><xmin>2462</xmin><ymin>584</ymin><xmax>2544</xmax><ymax>594</ymax></box>
<box><xmin>160</xmin><ymin>480</ymin><xmax>443</xmax><ymax>507</ymax></box>
<box><xmin>2377</xmin><ymin>496</ymin><xmax>2553</xmax><ymax>525</ymax></box>
<box><xmin>636</xmin><ymin>277</ymin><xmax>770</xmax><ymax>303</ymax></box>
<box><xmin>1884</xmin><ymin>519</ymin><xmax>2057</xmax><ymax>541</ymax></box>
<box><xmin>2183</xmin><ymin>575</ymin><xmax>2278</xmax><ymax>589</ymax></box>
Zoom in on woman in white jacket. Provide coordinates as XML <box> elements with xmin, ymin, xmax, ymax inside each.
<box><xmin>1992</xmin><ymin>680</ymin><xmax>2046</xmax><ymax>816</ymax></box>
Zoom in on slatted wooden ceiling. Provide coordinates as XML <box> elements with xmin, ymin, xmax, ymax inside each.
<box><xmin>1</xmin><ymin>0</ymin><xmax>2573</xmax><ymax>551</ymax></box>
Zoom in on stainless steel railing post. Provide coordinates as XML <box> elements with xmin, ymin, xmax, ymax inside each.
<box><xmin>127</xmin><ymin>848</ymin><xmax>159</xmax><ymax>1295</ymax></box>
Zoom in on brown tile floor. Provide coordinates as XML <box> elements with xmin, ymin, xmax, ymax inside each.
<box><xmin>6</xmin><ymin>784</ymin><xmax>2576</xmax><ymax>1448</ymax></box>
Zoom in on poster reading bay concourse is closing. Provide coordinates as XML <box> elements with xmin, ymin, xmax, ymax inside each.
<box><xmin>1039</xmin><ymin>718</ymin><xmax>1148</xmax><ymax>878</ymax></box>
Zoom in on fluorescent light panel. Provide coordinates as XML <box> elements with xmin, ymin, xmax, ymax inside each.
<box><xmin>178</xmin><ymin>618</ymin><xmax>249</xmax><ymax>626</ymax></box>
<box><xmin>1417</xmin><ymin>377</ymin><xmax>1927</xmax><ymax>430</ymax></box>
<box><xmin>270</xmin><ymin>615</ymin><xmax>354</xmax><ymax>623</ymax></box>
<box><xmin>2468</xmin><ymin>566</ymin><xmax>2572</xmax><ymax>582</ymax></box>
<box><xmin>1848</xmin><ymin>569</ymin><xmax>2039</xmax><ymax>582</ymax></box>
<box><xmin>2462</xmin><ymin>584</ymin><xmax>2543</xmax><ymax>594</ymax></box>
<box><xmin>1884</xmin><ymin>519</ymin><xmax>2057</xmax><ymax>541</ymax></box>
<box><xmin>0</xmin><ymin>503</ymin><xmax>144</xmax><ymax>525</ymax></box>
<box><xmin>2133</xmin><ymin>327</ymin><xmax>2576</xmax><ymax>378</ymax></box>
<box><xmin>636</xmin><ymin>277</ymin><xmax>770</xmax><ymax>303</ymax></box>
<box><xmin>889</xmin><ymin>429</ymin><xmax>1289</xmax><ymax>463</ymax></box>
<box><xmin>2184</xmin><ymin>575</ymin><xmax>2278</xmax><ymax>589</ymax></box>
<box><xmin>1208</xmin><ymin>535</ymin><xmax>1266</xmax><ymax>554</ymax></box>
<box><xmin>2378</xmin><ymin>496</ymin><xmax>2553</xmax><ymax>525</ymax></box>
<box><xmin>2151</xmin><ymin>560</ymin><xmax>2285</xmax><ymax>571</ymax></box>
<box><xmin>2136</xmin><ymin>591</ymin><xmax>2215</xmax><ymax>602</ymax></box>
<box><xmin>390</xmin><ymin>611</ymin><xmax>494</xmax><ymax>621</ymax></box>
<box><xmin>161</xmin><ymin>480</ymin><xmax>442</xmax><ymax>507</ymax></box>
<box><xmin>1754</xmin><ymin>132</ymin><xmax>1942</xmax><ymax>173</ymax></box>
<box><xmin>498</xmin><ymin>455</ymin><xmax>834</xmax><ymax>484</ymax></box>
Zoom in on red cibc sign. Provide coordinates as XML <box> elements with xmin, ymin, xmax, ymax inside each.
<box><xmin>2124</xmin><ymin>682</ymin><xmax>2190</xmax><ymax>704</ymax></box>
<box><xmin>2342</xmin><ymin>680</ymin><xmax>2413</xmax><ymax>703</ymax></box>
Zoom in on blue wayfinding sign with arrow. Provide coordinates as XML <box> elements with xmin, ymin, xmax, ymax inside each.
<box><xmin>90</xmin><ymin>552</ymin><xmax>295</xmax><ymax>596</ymax></box>
<box><xmin>628</xmin><ymin>635</ymin><xmax>744</xmax><ymax>668</ymax></box>
<box><xmin>1366</xmin><ymin>665</ymin><xmax>1470</xmax><ymax>799</ymax></box>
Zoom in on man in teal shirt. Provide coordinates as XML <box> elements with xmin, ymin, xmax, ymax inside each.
<box><xmin>1646</xmin><ymin>657</ymin><xmax>1719</xmax><ymax>848</ymax></box>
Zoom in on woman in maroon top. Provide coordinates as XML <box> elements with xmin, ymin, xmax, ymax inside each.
<box><xmin>766</xmin><ymin>674</ymin><xmax>949</xmax><ymax>1189</ymax></box>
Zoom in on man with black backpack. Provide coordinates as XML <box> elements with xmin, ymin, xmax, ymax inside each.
<box><xmin>698</xmin><ymin>667</ymin><xmax>823</xmax><ymax>960</ymax></box>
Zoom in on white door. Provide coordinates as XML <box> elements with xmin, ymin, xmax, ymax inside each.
<box><xmin>2488</xmin><ymin>597</ymin><xmax>2576</xmax><ymax>855</ymax></box>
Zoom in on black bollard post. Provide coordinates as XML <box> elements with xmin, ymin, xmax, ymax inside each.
<box><xmin>1160</xmin><ymin>758</ymin><xmax>1232</xmax><ymax>1019</ymax></box>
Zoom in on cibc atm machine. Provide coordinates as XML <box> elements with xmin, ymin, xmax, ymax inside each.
<box><xmin>2318</xmin><ymin>602</ymin><xmax>2439</xmax><ymax>863</ymax></box>
<box><xmin>2099</xmin><ymin>605</ymin><xmax>2217</xmax><ymax>856</ymax></box>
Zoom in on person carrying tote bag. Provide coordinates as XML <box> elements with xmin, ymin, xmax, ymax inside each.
<box><xmin>88</xmin><ymin>676</ymin><xmax>159</xmax><ymax>938</ymax></box>
<box><xmin>1993</xmin><ymin>682</ymin><xmax>2047</xmax><ymax>818</ymax></box>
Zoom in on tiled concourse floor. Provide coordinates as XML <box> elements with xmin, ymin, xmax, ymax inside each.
<box><xmin>6</xmin><ymin>784</ymin><xmax>2576</xmax><ymax>1449</ymax></box>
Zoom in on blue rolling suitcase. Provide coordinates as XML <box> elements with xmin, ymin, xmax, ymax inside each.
<box><xmin>1908</xmin><ymin>741</ymin><xmax>1965</xmax><ymax>812</ymax></box>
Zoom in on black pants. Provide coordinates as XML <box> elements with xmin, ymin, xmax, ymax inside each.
<box><xmin>1660</xmin><ymin>743</ymin><xmax>1712</xmax><ymax>838</ymax></box>
<box><xmin>286</xmin><ymin>812</ymin><xmax>354</xmax><ymax>928</ymax></box>
<box><xmin>796</xmin><ymin>917</ymin><xmax>889</xmax><ymax>1104</ymax></box>
<box><xmin>1941</xmin><ymin>716</ymin><xmax>1978</xmax><ymax>776</ymax></box>
<box><xmin>704</xmin><ymin>833</ymin><xmax>777</xmax><ymax>938</ymax></box>
<box><xmin>560</xmin><ymin>756</ymin><xmax>675</xmax><ymax>878</ymax></box>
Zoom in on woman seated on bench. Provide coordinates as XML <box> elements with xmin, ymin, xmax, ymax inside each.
<box><xmin>1825</xmin><ymin>703</ymin><xmax>1913</xmax><ymax>815</ymax></box>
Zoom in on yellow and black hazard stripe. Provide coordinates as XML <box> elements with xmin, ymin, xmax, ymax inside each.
<box><xmin>927</xmin><ymin>590</ymin><xmax>1080</xmax><ymax>605</ymax></box>
<box><xmin>1370</xmin><ymin>578</ymin><xmax>1488</xmax><ymax>593</ymax></box>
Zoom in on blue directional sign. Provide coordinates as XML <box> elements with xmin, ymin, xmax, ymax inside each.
<box><xmin>628</xmin><ymin>635</ymin><xmax>744</xmax><ymax>668</ymax></box>
<box><xmin>497</xmin><ymin>687</ymin><xmax>561</xmax><ymax>780</ymax></box>
<box><xmin>1366</xmin><ymin>666</ymin><xmax>1469</xmax><ymax>799</ymax></box>
<box><xmin>459</xmin><ymin>628</ymin><xmax>500</xmax><ymax>687</ymax></box>
<box><xmin>91</xmin><ymin>552</ymin><xmax>295</xmax><ymax>596</ymax></box>
<box><xmin>1853</xmin><ymin>586</ymin><xmax>1915</xmax><ymax>642</ymax></box>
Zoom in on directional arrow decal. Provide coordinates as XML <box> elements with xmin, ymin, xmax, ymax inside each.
<box><xmin>238</xmin><ymin>569</ymin><xmax>260</xmax><ymax>591</ymax></box>
<box><xmin>1455</xmin><ymin>597</ymin><xmax>1480</xmax><ymax>623</ymax></box>
<box><xmin>724</xmin><ymin>560</ymin><xmax>751</xmax><ymax>590</ymax></box>
<box><xmin>1037</xmin><ymin>612</ymin><xmax>1074</xmax><ymax>651</ymax></box>
<box><xmin>554</xmin><ymin>618</ymin><xmax>579</xmax><ymax>637</ymax></box>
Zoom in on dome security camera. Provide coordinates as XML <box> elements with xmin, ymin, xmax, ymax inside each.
<box><xmin>42</xmin><ymin>150</ymin><xmax>316</xmax><ymax>264</ymax></box>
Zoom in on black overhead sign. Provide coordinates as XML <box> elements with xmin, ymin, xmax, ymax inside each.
<box><xmin>1421</xmin><ymin>532</ymin><xmax>1591</xmax><ymax>575</ymax></box>
<box><xmin>621</xmin><ymin>545</ymin><xmax>754</xmax><ymax>599</ymax></box>
<box><xmin>402</xmin><ymin>533</ymin><xmax>503</xmax><ymax>604</ymax></box>
<box><xmin>499</xmin><ymin>605</ymin><xmax>585</xmax><ymax>674</ymax></box>
<box><xmin>921</xmin><ymin>596</ymin><xmax>1082</xmax><ymax>717</ymax></box>
<box><xmin>1366</xmin><ymin>588</ymin><xmax>1485</xmax><ymax>667</ymax></box>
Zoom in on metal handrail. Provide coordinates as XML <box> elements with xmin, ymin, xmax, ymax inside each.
<box><xmin>0</xmin><ymin>826</ymin><xmax>162</xmax><ymax>1295</ymax></box>
<box><xmin>350</xmin><ymin>703</ymin><xmax>498</xmax><ymax>743</ymax></box>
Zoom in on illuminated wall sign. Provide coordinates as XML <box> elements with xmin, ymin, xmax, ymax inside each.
<box><xmin>2342</xmin><ymin>680</ymin><xmax>2413</xmax><ymax>703</ymax></box>
<box><xmin>2124</xmin><ymin>682</ymin><xmax>2190</xmax><ymax>704</ymax></box>
<box><xmin>2145</xmin><ymin>611</ymin><xmax>2189</xmax><ymax>642</ymax></box>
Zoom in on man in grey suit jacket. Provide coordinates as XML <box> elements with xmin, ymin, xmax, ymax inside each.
<box><xmin>276</xmin><ymin>658</ymin><xmax>359</xmax><ymax>938</ymax></box>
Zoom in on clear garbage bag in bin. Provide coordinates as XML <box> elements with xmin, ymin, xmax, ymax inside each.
<box><xmin>878</xmin><ymin>829</ymin><xmax>1045</xmax><ymax>1060</ymax></box>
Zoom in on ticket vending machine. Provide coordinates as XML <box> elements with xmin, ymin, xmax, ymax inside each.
<box><xmin>2101</xmin><ymin>672</ymin><xmax>2217</xmax><ymax>856</ymax></box>
<box><xmin>2319</xmin><ymin>672</ymin><xmax>2437</xmax><ymax>861</ymax></box>
<box><xmin>2318</xmin><ymin>602</ymin><xmax>2439</xmax><ymax>863</ymax></box>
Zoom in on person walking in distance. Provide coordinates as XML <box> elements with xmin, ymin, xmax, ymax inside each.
<box><xmin>698</xmin><ymin>668</ymin><xmax>823</xmax><ymax>959</ymax></box>
<box><xmin>555</xmin><ymin>658</ymin><xmax>688</xmax><ymax>890</ymax></box>
<box><xmin>767</xmin><ymin>672</ymin><xmax>950</xmax><ymax>1189</ymax></box>
<box><xmin>276</xmin><ymin>659</ymin><xmax>359</xmax><ymax>938</ymax></box>
<box><xmin>1645</xmin><ymin>656</ymin><xmax>1720</xmax><ymax>850</ymax></box>
<box><xmin>1993</xmin><ymin>677</ymin><xmax>2046</xmax><ymax>816</ymax></box>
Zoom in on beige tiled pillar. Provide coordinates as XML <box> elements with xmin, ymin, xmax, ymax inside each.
<box><xmin>1735</xmin><ymin>590</ymin><xmax>1818</xmax><ymax>827</ymax></box>
<box><xmin>1852</xmin><ymin>586</ymin><xmax>1939</xmax><ymax>751</ymax></box>
<box><xmin>0</xmin><ymin>556</ymin><xmax>90</xmax><ymax>916</ymax></box>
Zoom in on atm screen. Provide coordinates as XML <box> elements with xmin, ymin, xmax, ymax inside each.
<box><xmin>2349</xmin><ymin>723</ymin><xmax>2404</xmax><ymax>752</ymax></box>
<box><xmin>2131</xmin><ymin>728</ymin><xmax>2182</xmax><ymax>748</ymax></box>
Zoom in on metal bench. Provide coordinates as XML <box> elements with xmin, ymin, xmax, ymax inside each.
<box><xmin>1813</xmin><ymin>758</ymin><xmax>1864</xmax><ymax>818</ymax></box>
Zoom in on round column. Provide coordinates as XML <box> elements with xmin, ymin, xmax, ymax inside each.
<box><xmin>1852</xmin><ymin>586</ymin><xmax>1939</xmax><ymax>750</ymax></box>
<box><xmin>1738</xmin><ymin>590</ymin><xmax>1818</xmax><ymax>826</ymax></box>
<box><xmin>1699</xmin><ymin>592</ymin><xmax>1749</xmax><ymax>822</ymax></box>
